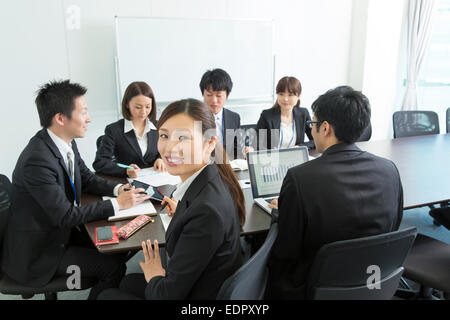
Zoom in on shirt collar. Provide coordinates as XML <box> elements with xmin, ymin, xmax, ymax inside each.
<box><xmin>214</xmin><ymin>108</ymin><xmax>224</xmax><ymax>122</ymax></box>
<box><xmin>47</xmin><ymin>129</ymin><xmax>73</xmax><ymax>157</ymax></box>
<box><xmin>172</xmin><ymin>162</ymin><xmax>210</xmax><ymax>201</ymax></box>
<box><xmin>124</xmin><ymin>118</ymin><xmax>156</xmax><ymax>134</ymax></box>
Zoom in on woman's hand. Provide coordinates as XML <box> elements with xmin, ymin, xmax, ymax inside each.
<box><xmin>154</xmin><ymin>159</ymin><xmax>167</xmax><ymax>172</ymax></box>
<box><xmin>161</xmin><ymin>196</ymin><xmax>178</xmax><ymax>216</ymax></box>
<box><xmin>126</xmin><ymin>164</ymin><xmax>140</xmax><ymax>178</ymax></box>
<box><xmin>139</xmin><ymin>240</ymin><xmax>166</xmax><ymax>283</ymax></box>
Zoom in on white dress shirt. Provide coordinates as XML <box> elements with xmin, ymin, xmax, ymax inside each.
<box><xmin>172</xmin><ymin>163</ymin><xmax>210</xmax><ymax>201</ymax></box>
<box><xmin>279</xmin><ymin>121</ymin><xmax>297</xmax><ymax>149</ymax></box>
<box><xmin>47</xmin><ymin>129</ymin><xmax>121</xmax><ymax>213</ymax></box>
<box><xmin>213</xmin><ymin>109</ymin><xmax>224</xmax><ymax>146</ymax></box>
<box><xmin>124</xmin><ymin>118</ymin><xmax>157</xmax><ymax>156</ymax></box>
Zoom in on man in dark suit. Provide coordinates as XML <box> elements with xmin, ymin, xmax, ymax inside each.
<box><xmin>266</xmin><ymin>86</ymin><xmax>404</xmax><ymax>299</ymax></box>
<box><xmin>1</xmin><ymin>80</ymin><xmax>149</xmax><ymax>299</ymax></box>
<box><xmin>200</xmin><ymin>68</ymin><xmax>242</xmax><ymax>159</ymax></box>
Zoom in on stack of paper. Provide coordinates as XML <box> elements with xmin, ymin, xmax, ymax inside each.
<box><xmin>103</xmin><ymin>196</ymin><xmax>157</xmax><ymax>221</ymax></box>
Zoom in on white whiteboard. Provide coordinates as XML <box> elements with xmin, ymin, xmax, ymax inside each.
<box><xmin>115</xmin><ymin>16</ymin><xmax>274</xmax><ymax>105</ymax></box>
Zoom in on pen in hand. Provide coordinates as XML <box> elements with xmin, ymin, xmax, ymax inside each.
<box><xmin>123</xmin><ymin>188</ymin><xmax>147</xmax><ymax>195</ymax></box>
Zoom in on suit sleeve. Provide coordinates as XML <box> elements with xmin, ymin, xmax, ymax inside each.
<box><xmin>145</xmin><ymin>204</ymin><xmax>225</xmax><ymax>300</ymax></box>
<box><xmin>92</xmin><ymin>125</ymin><xmax>127</xmax><ymax>177</ymax></box>
<box><xmin>22</xmin><ymin>151</ymin><xmax>114</xmax><ymax>229</ymax></box>
<box><xmin>268</xmin><ymin>170</ymin><xmax>305</xmax><ymax>290</ymax></box>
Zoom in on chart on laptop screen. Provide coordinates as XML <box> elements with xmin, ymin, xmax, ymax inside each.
<box><xmin>252</xmin><ymin>149</ymin><xmax>308</xmax><ymax>196</ymax></box>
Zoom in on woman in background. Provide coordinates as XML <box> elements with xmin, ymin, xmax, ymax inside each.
<box><xmin>93</xmin><ymin>81</ymin><xmax>165</xmax><ymax>178</ymax></box>
<box><xmin>255</xmin><ymin>76</ymin><xmax>314</xmax><ymax>151</ymax></box>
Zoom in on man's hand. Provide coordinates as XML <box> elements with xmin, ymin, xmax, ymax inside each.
<box><xmin>268</xmin><ymin>198</ymin><xmax>278</xmax><ymax>209</ymax></box>
<box><xmin>116</xmin><ymin>186</ymin><xmax>149</xmax><ymax>210</ymax></box>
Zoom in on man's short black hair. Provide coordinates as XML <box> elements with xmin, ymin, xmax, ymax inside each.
<box><xmin>35</xmin><ymin>80</ymin><xmax>87</xmax><ymax>128</ymax></box>
<box><xmin>311</xmin><ymin>86</ymin><xmax>371</xmax><ymax>144</ymax></box>
<box><xmin>199</xmin><ymin>68</ymin><xmax>233</xmax><ymax>97</ymax></box>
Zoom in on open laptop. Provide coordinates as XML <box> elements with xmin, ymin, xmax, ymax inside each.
<box><xmin>247</xmin><ymin>146</ymin><xmax>309</xmax><ymax>214</ymax></box>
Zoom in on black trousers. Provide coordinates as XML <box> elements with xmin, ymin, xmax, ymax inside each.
<box><xmin>97</xmin><ymin>274</ymin><xmax>147</xmax><ymax>300</ymax></box>
<box><xmin>55</xmin><ymin>227</ymin><xmax>127</xmax><ymax>300</ymax></box>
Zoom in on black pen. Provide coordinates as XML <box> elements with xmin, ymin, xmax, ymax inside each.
<box><xmin>123</xmin><ymin>188</ymin><xmax>147</xmax><ymax>195</ymax></box>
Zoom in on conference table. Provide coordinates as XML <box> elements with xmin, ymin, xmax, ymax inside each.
<box><xmin>84</xmin><ymin>133</ymin><xmax>450</xmax><ymax>253</ymax></box>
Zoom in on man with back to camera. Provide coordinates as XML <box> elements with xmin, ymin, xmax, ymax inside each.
<box><xmin>1</xmin><ymin>80</ymin><xmax>150</xmax><ymax>299</ymax></box>
<box><xmin>266</xmin><ymin>86</ymin><xmax>404</xmax><ymax>299</ymax></box>
<box><xmin>200</xmin><ymin>68</ymin><xmax>243</xmax><ymax>160</ymax></box>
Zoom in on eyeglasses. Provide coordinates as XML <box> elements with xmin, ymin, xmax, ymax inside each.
<box><xmin>306</xmin><ymin>120</ymin><xmax>323</xmax><ymax>129</ymax></box>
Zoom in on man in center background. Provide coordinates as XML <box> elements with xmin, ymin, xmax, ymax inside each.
<box><xmin>200</xmin><ymin>68</ymin><xmax>242</xmax><ymax>160</ymax></box>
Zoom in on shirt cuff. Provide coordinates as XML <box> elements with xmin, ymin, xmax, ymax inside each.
<box><xmin>110</xmin><ymin>198</ymin><xmax>120</xmax><ymax>215</ymax></box>
<box><xmin>113</xmin><ymin>184</ymin><xmax>122</xmax><ymax>196</ymax></box>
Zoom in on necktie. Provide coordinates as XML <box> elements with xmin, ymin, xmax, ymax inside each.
<box><xmin>67</xmin><ymin>151</ymin><xmax>74</xmax><ymax>182</ymax></box>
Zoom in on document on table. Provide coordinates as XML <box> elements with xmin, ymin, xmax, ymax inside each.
<box><xmin>230</xmin><ymin>159</ymin><xmax>248</xmax><ymax>171</ymax></box>
<box><xmin>103</xmin><ymin>196</ymin><xmax>157</xmax><ymax>221</ymax></box>
<box><xmin>130</xmin><ymin>168</ymin><xmax>181</xmax><ymax>187</ymax></box>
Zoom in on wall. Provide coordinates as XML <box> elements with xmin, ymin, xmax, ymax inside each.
<box><xmin>0</xmin><ymin>0</ymin><xmax>354</xmax><ymax>178</ymax></box>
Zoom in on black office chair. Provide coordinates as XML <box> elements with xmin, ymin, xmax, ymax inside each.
<box><xmin>216</xmin><ymin>222</ymin><xmax>278</xmax><ymax>300</ymax></box>
<box><xmin>400</xmin><ymin>234</ymin><xmax>450</xmax><ymax>300</ymax></box>
<box><xmin>393</xmin><ymin>111</ymin><xmax>440</xmax><ymax>138</ymax></box>
<box><xmin>305</xmin><ymin>227</ymin><xmax>417</xmax><ymax>300</ymax></box>
<box><xmin>96</xmin><ymin>135</ymin><xmax>104</xmax><ymax>149</ymax></box>
<box><xmin>446</xmin><ymin>107</ymin><xmax>450</xmax><ymax>134</ymax></box>
<box><xmin>239</xmin><ymin>124</ymin><xmax>257</xmax><ymax>150</ymax></box>
<box><xmin>357</xmin><ymin>123</ymin><xmax>372</xmax><ymax>142</ymax></box>
<box><xmin>429</xmin><ymin>207</ymin><xmax>450</xmax><ymax>229</ymax></box>
<box><xmin>0</xmin><ymin>174</ymin><xmax>95</xmax><ymax>300</ymax></box>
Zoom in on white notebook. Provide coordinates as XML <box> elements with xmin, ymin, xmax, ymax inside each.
<box><xmin>103</xmin><ymin>196</ymin><xmax>157</xmax><ymax>221</ymax></box>
<box><xmin>130</xmin><ymin>168</ymin><xmax>181</xmax><ymax>187</ymax></box>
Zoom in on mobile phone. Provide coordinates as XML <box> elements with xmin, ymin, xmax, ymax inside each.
<box><xmin>130</xmin><ymin>180</ymin><xmax>164</xmax><ymax>202</ymax></box>
<box><xmin>97</xmin><ymin>226</ymin><xmax>113</xmax><ymax>241</ymax></box>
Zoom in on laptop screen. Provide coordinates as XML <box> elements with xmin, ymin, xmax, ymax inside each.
<box><xmin>247</xmin><ymin>147</ymin><xmax>309</xmax><ymax>199</ymax></box>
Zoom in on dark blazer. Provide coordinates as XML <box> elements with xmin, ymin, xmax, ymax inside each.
<box><xmin>1</xmin><ymin>129</ymin><xmax>117</xmax><ymax>287</ymax></box>
<box><xmin>144</xmin><ymin>164</ymin><xmax>242</xmax><ymax>299</ymax></box>
<box><xmin>93</xmin><ymin>119</ymin><xmax>160</xmax><ymax>177</ymax></box>
<box><xmin>222</xmin><ymin>108</ymin><xmax>241</xmax><ymax>160</ymax></box>
<box><xmin>267</xmin><ymin>143</ymin><xmax>404</xmax><ymax>299</ymax></box>
<box><xmin>256</xmin><ymin>107</ymin><xmax>314</xmax><ymax>150</ymax></box>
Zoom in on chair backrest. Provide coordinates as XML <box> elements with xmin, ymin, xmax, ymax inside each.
<box><xmin>96</xmin><ymin>135</ymin><xmax>104</xmax><ymax>149</ymax></box>
<box><xmin>239</xmin><ymin>124</ymin><xmax>257</xmax><ymax>148</ymax></box>
<box><xmin>216</xmin><ymin>222</ymin><xmax>278</xmax><ymax>300</ymax></box>
<box><xmin>357</xmin><ymin>123</ymin><xmax>372</xmax><ymax>142</ymax></box>
<box><xmin>393</xmin><ymin>111</ymin><xmax>440</xmax><ymax>138</ymax></box>
<box><xmin>446</xmin><ymin>107</ymin><xmax>450</xmax><ymax>134</ymax></box>
<box><xmin>306</xmin><ymin>227</ymin><xmax>417</xmax><ymax>300</ymax></box>
<box><xmin>0</xmin><ymin>174</ymin><xmax>12</xmax><ymax>265</ymax></box>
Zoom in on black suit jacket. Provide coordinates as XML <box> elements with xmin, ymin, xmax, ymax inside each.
<box><xmin>256</xmin><ymin>107</ymin><xmax>314</xmax><ymax>150</ymax></box>
<box><xmin>144</xmin><ymin>164</ymin><xmax>242</xmax><ymax>299</ymax></box>
<box><xmin>93</xmin><ymin>119</ymin><xmax>160</xmax><ymax>177</ymax></box>
<box><xmin>222</xmin><ymin>108</ymin><xmax>241</xmax><ymax>160</ymax></box>
<box><xmin>1</xmin><ymin>129</ymin><xmax>117</xmax><ymax>287</ymax></box>
<box><xmin>267</xmin><ymin>143</ymin><xmax>403</xmax><ymax>299</ymax></box>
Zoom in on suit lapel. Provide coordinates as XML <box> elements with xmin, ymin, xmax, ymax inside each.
<box><xmin>40</xmin><ymin>129</ymin><xmax>77</xmax><ymax>202</ymax></box>
<box><xmin>165</xmin><ymin>165</ymin><xmax>219</xmax><ymax>243</ymax></box>
<box><xmin>143</xmin><ymin>130</ymin><xmax>157</xmax><ymax>160</ymax></box>
<box><xmin>123</xmin><ymin>130</ymin><xmax>143</xmax><ymax>160</ymax></box>
<box><xmin>293</xmin><ymin>107</ymin><xmax>302</xmax><ymax>145</ymax></box>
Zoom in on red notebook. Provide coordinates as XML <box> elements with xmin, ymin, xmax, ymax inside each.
<box><xmin>95</xmin><ymin>226</ymin><xmax>119</xmax><ymax>247</ymax></box>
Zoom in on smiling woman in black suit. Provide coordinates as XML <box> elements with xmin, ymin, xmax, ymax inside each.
<box><xmin>93</xmin><ymin>82</ymin><xmax>165</xmax><ymax>178</ymax></box>
<box><xmin>98</xmin><ymin>99</ymin><xmax>246</xmax><ymax>300</ymax></box>
<box><xmin>251</xmin><ymin>77</ymin><xmax>314</xmax><ymax>153</ymax></box>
